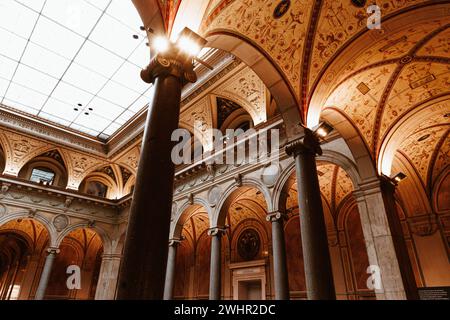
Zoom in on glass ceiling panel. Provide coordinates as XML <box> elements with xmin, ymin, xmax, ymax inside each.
<box><xmin>21</xmin><ymin>42</ymin><xmax>71</xmax><ymax>78</ymax></box>
<box><xmin>0</xmin><ymin>28</ymin><xmax>28</xmax><ymax>61</ymax></box>
<box><xmin>62</xmin><ymin>62</ymin><xmax>108</xmax><ymax>94</ymax></box>
<box><xmin>0</xmin><ymin>0</ymin><xmax>153</xmax><ymax>139</ymax></box>
<box><xmin>0</xmin><ymin>0</ymin><xmax>38</xmax><ymax>38</ymax></box>
<box><xmin>41</xmin><ymin>97</ymin><xmax>78</xmax><ymax>122</ymax></box>
<box><xmin>42</xmin><ymin>0</ymin><xmax>103</xmax><ymax>37</ymax></box>
<box><xmin>0</xmin><ymin>55</ymin><xmax>18</xmax><ymax>80</ymax></box>
<box><xmin>12</xmin><ymin>63</ymin><xmax>58</xmax><ymax>95</ymax></box>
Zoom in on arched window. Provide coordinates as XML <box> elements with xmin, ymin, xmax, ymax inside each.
<box><xmin>29</xmin><ymin>167</ymin><xmax>55</xmax><ymax>185</ymax></box>
<box><xmin>85</xmin><ymin>181</ymin><xmax>108</xmax><ymax>198</ymax></box>
<box><xmin>234</xmin><ymin>120</ymin><xmax>253</xmax><ymax>134</ymax></box>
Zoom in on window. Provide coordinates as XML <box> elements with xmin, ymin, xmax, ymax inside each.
<box><xmin>235</xmin><ymin>121</ymin><xmax>253</xmax><ymax>132</ymax></box>
<box><xmin>30</xmin><ymin>167</ymin><xmax>55</xmax><ymax>185</ymax></box>
<box><xmin>86</xmin><ymin>181</ymin><xmax>108</xmax><ymax>198</ymax></box>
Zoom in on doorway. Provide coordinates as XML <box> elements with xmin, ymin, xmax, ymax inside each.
<box><xmin>238</xmin><ymin>279</ymin><xmax>263</xmax><ymax>300</ymax></box>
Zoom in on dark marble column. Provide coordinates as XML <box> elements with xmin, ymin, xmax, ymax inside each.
<box><xmin>116</xmin><ymin>53</ymin><xmax>198</xmax><ymax>299</ymax></box>
<box><xmin>163</xmin><ymin>239</ymin><xmax>180</xmax><ymax>300</ymax></box>
<box><xmin>209</xmin><ymin>227</ymin><xmax>225</xmax><ymax>300</ymax></box>
<box><xmin>267</xmin><ymin>211</ymin><xmax>290</xmax><ymax>300</ymax></box>
<box><xmin>35</xmin><ymin>248</ymin><xmax>59</xmax><ymax>300</ymax></box>
<box><xmin>286</xmin><ymin>129</ymin><xmax>336</xmax><ymax>300</ymax></box>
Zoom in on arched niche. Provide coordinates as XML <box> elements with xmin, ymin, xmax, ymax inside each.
<box><xmin>0</xmin><ymin>218</ymin><xmax>50</xmax><ymax>300</ymax></box>
<box><xmin>46</xmin><ymin>227</ymin><xmax>103</xmax><ymax>300</ymax></box>
<box><xmin>18</xmin><ymin>150</ymin><xmax>68</xmax><ymax>188</ymax></box>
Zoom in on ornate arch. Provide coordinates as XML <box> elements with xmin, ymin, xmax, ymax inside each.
<box><xmin>55</xmin><ymin>223</ymin><xmax>112</xmax><ymax>254</ymax></box>
<box><xmin>0</xmin><ymin>212</ymin><xmax>57</xmax><ymax>248</ymax></box>
<box><xmin>212</xmin><ymin>177</ymin><xmax>273</xmax><ymax>227</ymax></box>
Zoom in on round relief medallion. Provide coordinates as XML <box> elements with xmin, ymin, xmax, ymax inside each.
<box><xmin>207</xmin><ymin>185</ymin><xmax>222</xmax><ymax>206</ymax></box>
<box><xmin>237</xmin><ymin>228</ymin><xmax>261</xmax><ymax>261</ymax></box>
<box><xmin>273</xmin><ymin>0</ymin><xmax>291</xmax><ymax>19</ymax></box>
<box><xmin>53</xmin><ymin>214</ymin><xmax>69</xmax><ymax>232</ymax></box>
<box><xmin>261</xmin><ymin>163</ymin><xmax>281</xmax><ymax>187</ymax></box>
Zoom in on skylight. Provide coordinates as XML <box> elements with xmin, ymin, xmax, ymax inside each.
<box><xmin>0</xmin><ymin>0</ymin><xmax>153</xmax><ymax>139</ymax></box>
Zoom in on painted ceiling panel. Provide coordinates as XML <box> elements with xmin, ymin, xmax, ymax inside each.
<box><xmin>325</xmin><ymin>64</ymin><xmax>397</xmax><ymax>150</ymax></box>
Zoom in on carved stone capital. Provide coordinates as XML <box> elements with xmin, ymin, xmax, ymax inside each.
<box><xmin>168</xmin><ymin>238</ymin><xmax>183</xmax><ymax>247</ymax></box>
<box><xmin>266</xmin><ymin>211</ymin><xmax>287</xmax><ymax>222</ymax></box>
<box><xmin>208</xmin><ymin>227</ymin><xmax>227</xmax><ymax>237</ymax></box>
<box><xmin>140</xmin><ymin>52</ymin><xmax>197</xmax><ymax>86</ymax></box>
<box><xmin>285</xmin><ymin>128</ymin><xmax>322</xmax><ymax>157</ymax></box>
<box><xmin>46</xmin><ymin>247</ymin><xmax>60</xmax><ymax>255</ymax></box>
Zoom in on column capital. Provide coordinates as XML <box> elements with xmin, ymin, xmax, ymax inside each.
<box><xmin>141</xmin><ymin>51</ymin><xmax>197</xmax><ymax>86</ymax></box>
<box><xmin>207</xmin><ymin>227</ymin><xmax>227</xmax><ymax>237</ymax></box>
<box><xmin>46</xmin><ymin>247</ymin><xmax>60</xmax><ymax>255</ymax></box>
<box><xmin>168</xmin><ymin>238</ymin><xmax>183</xmax><ymax>247</ymax></box>
<box><xmin>354</xmin><ymin>176</ymin><xmax>397</xmax><ymax>199</ymax></box>
<box><xmin>266</xmin><ymin>211</ymin><xmax>287</xmax><ymax>222</ymax></box>
<box><xmin>285</xmin><ymin>128</ymin><xmax>322</xmax><ymax>157</ymax></box>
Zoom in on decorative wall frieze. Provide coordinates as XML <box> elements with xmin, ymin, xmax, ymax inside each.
<box><xmin>0</xmin><ymin>109</ymin><xmax>105</xmax><ymax>155</ymax></box>
<box><xmin>0</xmin><ymin>130</ymin><xmax>51</xmax><ymax>176</ymax></box>
<box><xmin>61</xmin><ymin>149</ymin><xmax>107</xmax><ymax>190</ymax></box>
<box><xmin>0</xmin><ymin>176</ymin><xmax>122</xmax><ymax>223</ymax></box>
<box><xmin>213</xmin><ymin>66</ymin><xmax>267</xmax><ymax>125</ymax></box>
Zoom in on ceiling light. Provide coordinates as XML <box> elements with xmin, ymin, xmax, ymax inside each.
<box><xmin>175</xmin><ymin>27</ymin><xmax>207</xmax><ymax>57</ymax></box>
<box><xmin>314</xmin><ymin>122</ymin><xmax>334</xmax><ymax>138</ymax></box>
<box><xmin>392</xmin><ymin>172</ymin><xmax>407</xmax><ymax>183</ymax></box>
<box><xmin>152</xmin><ymin>36</ymin><xmax>169</xmax><ymax>54</ymax></box>
<box><xmin>177</xmin><ymin>36</ymin><xmax>201</xmax><ymax>56</ymax></box>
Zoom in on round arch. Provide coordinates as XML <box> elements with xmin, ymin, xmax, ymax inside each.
<box><xmin>171</xmin><ymin>196</ymin><xmax>212</xmax><ymax>239</ymax></box>
<box><xmin>272</xmin><ymin>149</ymin><xmax>362</xmax><ymax>213</ymax></box>
<box><xmin>212</xmin><ymin>177</ymin><xmax>273</xmax><ymax>228</ymax></box>
<box><xmin>0</xmin><ymin>212</ymin><xmax>57</xmax><ymax>247</ymax></box>
<box><xmin>204</xmin><ymin>31</ymin><xmax>303</xmax><ymax>140</ymax></box>
<box><xmin>378</xmin><ymin>96</ymin><xmax>450</xmax><ymax>177</ymax></box>
<box><xmin>55</xmin><ymin>223</ymin><xmax>112</xmax><ymax>254</ymax></box>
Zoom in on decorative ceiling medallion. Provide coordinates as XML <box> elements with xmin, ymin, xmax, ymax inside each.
<box><xmin>273</xmin><ymin>0</ymin><xmax>291</xmax><ymax>19</ymax></box>
<box><xmin>351</xmin><ymin>0</ymin><xmax>367</xmax><ymax>8</ymax></box>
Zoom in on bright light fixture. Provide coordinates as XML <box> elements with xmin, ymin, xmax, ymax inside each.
<box><xmin>177</xmin><ymin>36</ymin><xmax>201</xmax><ymax>57</ymax></box>
<box><xmin>152</xmin><ymin>36</ymin><xmax>169</xmax><ymax>54</ymax></box>
<box><xmin>314</xmin><ymin>122</ymin><xmax>334</xmax><ymax>138</ymax></box>
<box><xmin>175</xmin><ymin>27</ymin><xmax>207</xmax><ymax>57</ymax></box>
<box><xmin>392</xmin><ymin>172</ymin><xmax>407</xmax><ymax>183</ymax></box>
